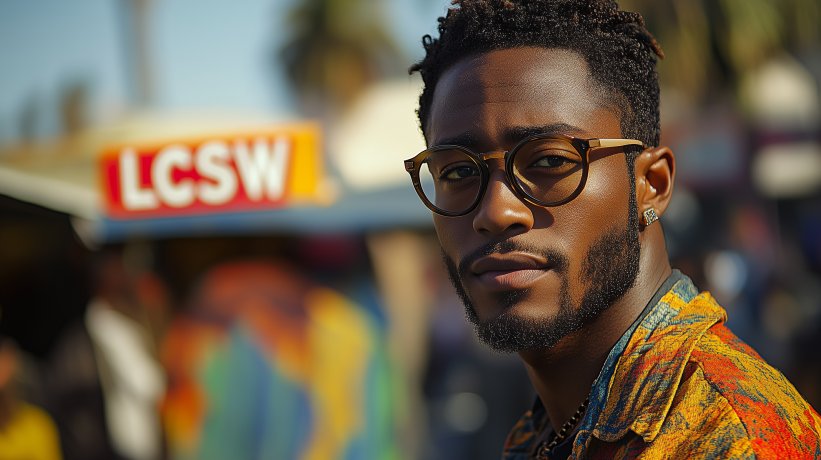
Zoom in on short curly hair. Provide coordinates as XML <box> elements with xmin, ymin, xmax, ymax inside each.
<box><xmin>409</xmin><ymin>0</ymin><xmax>664</xmax><ymax>148</ymax></box>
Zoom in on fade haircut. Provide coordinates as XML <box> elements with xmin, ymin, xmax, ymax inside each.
<box><xmin>409</xmin><ymin>0</ymin><xmax>664</xmax><ymax>150</ymax></box>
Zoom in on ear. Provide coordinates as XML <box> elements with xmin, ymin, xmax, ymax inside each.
<box><xmin>634</xmin><ymin>146</ymin><xmax>675</xmax><ymax>219</ymax></box>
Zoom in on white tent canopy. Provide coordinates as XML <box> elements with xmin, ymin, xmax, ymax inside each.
<box><xmin>0</xmin><ymin>106</ymin><xmax>433</xmax><ymax>243</ymax></box>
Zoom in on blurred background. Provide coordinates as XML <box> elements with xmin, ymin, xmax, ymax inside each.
<box><xmin>0</xmin><ymin>1</ymin><xmax>819</xmax><ymax>459</ymax></box>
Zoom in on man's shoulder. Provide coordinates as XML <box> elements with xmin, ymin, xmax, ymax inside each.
<box><xmin>682</xmin><ymin>318</ymin><xmax>821</xmax><ymax>458</ymax></box>
<box><xmin>586</xmin><ymin>282</ymin><xmax>821</xmax><ymax>459</ymax></box>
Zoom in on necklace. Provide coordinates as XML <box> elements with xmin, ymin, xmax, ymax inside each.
<box><xmin>540</xmin><ymin>396</ymin><xmax>590</xmax><ymax>454</ymax></box>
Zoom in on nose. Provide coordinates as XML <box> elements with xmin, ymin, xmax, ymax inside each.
<box><xmin>472</xmin><ymin>167</ymin><xmax>534</xmax><ymax>236</ymax></box>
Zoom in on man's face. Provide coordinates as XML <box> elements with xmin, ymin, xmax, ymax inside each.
<box><xmin>426</xmin><ymin>47</ymin><xmax>641</xmax><ymax>352</ymax></box>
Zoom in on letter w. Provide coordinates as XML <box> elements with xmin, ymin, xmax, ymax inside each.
<box><xmin>233</xmin><ymin>137</ymin><xmax>291</xmax><ymax>201</ymax></box>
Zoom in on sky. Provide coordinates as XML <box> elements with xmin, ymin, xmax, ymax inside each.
<box><xmin>0</xmin><ymin>0</ymin><xmax>449</xmax><ymax>143</ymax></box>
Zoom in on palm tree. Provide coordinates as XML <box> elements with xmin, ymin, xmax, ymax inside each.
<box><xmin>279</xmin><ymin>0</ymin><xmax>404</xmax><ymax>117</ymax></box>
<box><xmin>620</xmin><ymin>0</ymin><xmax>820</xmax><ymax>102</ymax></box>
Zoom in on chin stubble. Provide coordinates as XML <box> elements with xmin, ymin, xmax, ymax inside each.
<box><xmin>442</xmin><ymin>193</ymin><xmax>641</xmax><ymax>353</ymax></box>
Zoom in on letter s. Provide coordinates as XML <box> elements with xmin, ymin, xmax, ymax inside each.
<box><xmin>196</xmin><ymin>140</ymin><xmax>238</xmax><ymax>205</ymax></box>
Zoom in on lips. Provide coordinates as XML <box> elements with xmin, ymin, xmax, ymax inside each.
<box><xmin>470</xmin><ymin>253</ymin><xmax>551</xmax><ymax>291</ymax></box>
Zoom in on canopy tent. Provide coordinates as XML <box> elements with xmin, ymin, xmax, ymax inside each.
<box><xmin>0</xmin><ymin>100</ymin><xmax>433</xmax><ymax>244</ymax></box>
<box><xmin>0</xmin><ymin>115</ymin><xmax>430</xmax><ymax>243</ymax></box>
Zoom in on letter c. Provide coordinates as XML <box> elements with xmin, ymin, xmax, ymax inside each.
<box><xmin>152</xmin><ymin>145</ymin><xmax>195</xmax><ymax>208</ymax></box>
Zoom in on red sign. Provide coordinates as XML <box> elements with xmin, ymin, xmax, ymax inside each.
<box><xmin>100</xmin><ymin>123</ymin><xmax>326</xmax><ymax>219</ymax></box>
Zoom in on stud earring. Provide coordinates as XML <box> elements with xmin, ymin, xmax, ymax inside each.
<box><xmin>642</xmin><ymin>208</ymin><xmax>659</xmax><ymax>226</ymax></box>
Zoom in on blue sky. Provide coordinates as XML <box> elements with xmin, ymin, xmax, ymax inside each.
<box><xmin>0</xmin><ymin>0</ymin><xmax>449</xmax><ymax>142</ymax></box>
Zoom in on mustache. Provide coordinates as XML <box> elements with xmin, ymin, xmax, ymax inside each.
<box><xmin>456</xmin><ymin>239</ymin><xmax>570</xmax><ymax>279</ymax></box>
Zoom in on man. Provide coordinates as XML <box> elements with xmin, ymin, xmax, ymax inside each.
<box><xmin>403</xmin><ymin>1</ymin><xmax>821</xmax><ymax>458</ymax></box>
<box><xmin>46</xmin><ymin>245</ymin><xmax>167</xmax><ymax>460</ymax></box>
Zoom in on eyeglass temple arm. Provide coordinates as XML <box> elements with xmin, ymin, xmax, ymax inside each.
<box><xmin>589</xmin><ymin>139</ymin><xmax>646</xmax><ymax>148</ymax></box>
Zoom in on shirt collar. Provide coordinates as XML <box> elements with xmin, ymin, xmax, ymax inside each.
<box><xmin>577</xmin><ymin>271</ymin><xmax>726</xmax><ymax>444</ymax></box>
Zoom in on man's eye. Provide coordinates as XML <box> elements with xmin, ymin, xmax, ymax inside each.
<box><xmin>533</xmin><ymin>155</ymin><xmax>573</xmax><ymax>168</ymax></box>
<box><xmin>442</xmin><ymin>165</ymin><xmax>479</xmax><ymax>180</ymax></box>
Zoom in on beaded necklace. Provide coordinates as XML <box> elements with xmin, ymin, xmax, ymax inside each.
<box><xmin>537</xmin><ymin>397</ymin><xmax>590</xmax><ymax>457</ymax></box>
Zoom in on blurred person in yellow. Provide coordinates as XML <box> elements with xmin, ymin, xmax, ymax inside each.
<box><xmin>404</xmin><ymin>0</ymin><xmax>821</xmax><ymax>458</ymax></box>
<box><xmin>0</xmin><ymin>335</ymin><xmax>63</xmax><ymax>460</ymax></box>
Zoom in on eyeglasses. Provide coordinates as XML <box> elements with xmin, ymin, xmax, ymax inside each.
<box><xmin>403</xmin><ymin>133</ymin><xmax>646</xmax><ymax>217</ymax></box>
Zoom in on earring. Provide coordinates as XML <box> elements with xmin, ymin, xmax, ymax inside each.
<box><xmin>642</xmin><ymin>208</ymin><xmax>659</xmax><ymax>226</ymax></box>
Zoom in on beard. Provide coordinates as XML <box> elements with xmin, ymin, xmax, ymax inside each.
<box><xmin>443</xmin><ymin>197</ymin><xmax>641</xmax><ymax>353</ymax></box>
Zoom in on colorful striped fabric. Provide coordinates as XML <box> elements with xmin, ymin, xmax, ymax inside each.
<box><xmin>503</xmin><ymin>273</ymin><xmax>821</xmax><ymax>459</ymax></box>
<box><xmin>160</xmin><ymin>262</ymin><xmax>400</xmax><ymax>460</ymax></box>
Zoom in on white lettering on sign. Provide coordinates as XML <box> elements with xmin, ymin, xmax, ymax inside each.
<box><xmin>233</xmin><ymin>137</ymin><xmax>291</xmax><ymax>201</ymax></box>
<box><xmin>120</xmin><ymin>148</ymin><xmax>159</xmax><ymax>210</ymax></box>
<box><xmin>153</xmin><ymin>145</ymin><xmax>195</xmax><ymax>208</ymax></box>
<box><xmin>117</xmin><ymin>137</ymin><xmax>293</xmax><ymax>211</ymax></box>
<box><xmin>196</xmin><ymin>140</ymin><xmax>238</xmax><ymax>205</ymax></box>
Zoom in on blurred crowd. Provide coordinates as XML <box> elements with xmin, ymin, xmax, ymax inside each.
<box><xmin>0</xmin><ymin>220</ymin><xmax>412</xmax><ymax>460</ymax></box>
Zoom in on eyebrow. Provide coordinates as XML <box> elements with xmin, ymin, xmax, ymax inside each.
<box><xmin>433</xmin><ymin>123</ymin><xmax>589</xmax><ymax>149</ymax></box>
<box><xmin>505</xmin><ymin>124</ymin><xmax>587</xmax><ymax>142</ymax></box>
<box><xmin>435</xmin><ymin>131</ymin><xmax>481</xmax><ymax>147</ymax></box>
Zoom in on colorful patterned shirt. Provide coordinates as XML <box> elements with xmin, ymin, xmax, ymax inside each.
<box><xmin>502</xmin><ymin>270</ymin><xmax>821</xmax><ymax>459</ymax></box>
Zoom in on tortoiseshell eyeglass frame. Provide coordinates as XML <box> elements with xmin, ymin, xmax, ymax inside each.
<box><xmin>403</xmin><ymin>133</ymin><xmax>646</xmax><ymax>217</ymax></box>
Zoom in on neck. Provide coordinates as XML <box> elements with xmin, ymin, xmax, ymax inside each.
<box><xmin>518</xmin><ymin>225</ymin><xmax>671</xmax><ymax>432</ymax></box>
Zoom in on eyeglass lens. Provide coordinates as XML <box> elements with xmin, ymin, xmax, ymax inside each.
<box><xmin>418</xmin><ymin>137</ymin><xmax>585</xmax><ymax>214</ymax></box>
<box><xmin>419</xmin><ymin>149</ymin><xmax>483</xmax><ymax>214</ymax></box>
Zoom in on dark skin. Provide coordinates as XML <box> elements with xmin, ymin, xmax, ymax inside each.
<box><xmin>425</xmin><ymin>47</ymin><xmax>675</xmax><ymax>432</ymax></box>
